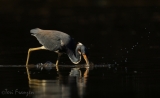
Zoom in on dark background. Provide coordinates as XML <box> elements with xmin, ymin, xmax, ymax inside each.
<box><xmin>0</xmin><ymin>1</ymin><xmax>160</xmax><ymax>98</ymax></box>
<box><xmin>0</xmin><ymin>0</ymin><xmax>160</xmax><ymax>65</ymax></box>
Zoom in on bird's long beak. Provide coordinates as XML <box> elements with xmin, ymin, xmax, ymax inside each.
<box><xmin>82</xmin><ymin>54</ymin><xmax>89</xmax><ymax>66</ymax></box>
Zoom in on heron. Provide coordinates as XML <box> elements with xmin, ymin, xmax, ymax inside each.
<box><xmin>26</xmin><ymin>28</ymin><xmax>89</xmax><ymax>71</ymax></box>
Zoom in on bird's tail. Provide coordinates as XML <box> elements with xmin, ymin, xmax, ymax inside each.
<box><xmin>30</xmin><ymin>28</ymin><xmax>40</xmax><ymax>36</ymax></box>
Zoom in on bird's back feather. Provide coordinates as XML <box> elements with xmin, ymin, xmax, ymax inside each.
<box><xmin>31</xmin><ymin>28</ymin><xmax>75</xmax><ymax>52</ymax></box>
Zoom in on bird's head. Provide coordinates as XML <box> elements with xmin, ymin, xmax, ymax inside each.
<box><xmin>76</xmin><ymin>42</ymin><xmax>90</xmax><ymax>65</ymax></box>
<box><xmin>30</xmin><ymin>28</ymin><xmax>41</xmax><ymax>36</ymax></box>
<box><xmin>76</xmin><ymin>42</ymin><xmax>89</xmax><ymax>56</ymax></box>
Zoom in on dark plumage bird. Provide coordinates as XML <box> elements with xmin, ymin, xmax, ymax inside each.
<box><xmin>26</xmin><ymin>28</ymin><xmax>89</xmax><ymax>71</ymax></box>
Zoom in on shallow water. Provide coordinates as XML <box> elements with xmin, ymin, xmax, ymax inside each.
<box><xmin>0</xmin><ymin>63</ymin><xmax>160</xmax><ymax>98</ymax></box>
<box><xmin>0</xmin><ymin>2</ymin><xmax>160</xmax><ymax>98</ymax></box>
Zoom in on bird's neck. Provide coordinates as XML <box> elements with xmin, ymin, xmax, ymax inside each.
<box><xmin>67</xmin><ymin>49</ymin><xmax>81</xmax><ymax>64</ymax></box>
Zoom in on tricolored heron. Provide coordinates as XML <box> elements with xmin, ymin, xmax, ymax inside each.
<box><xmin>26</xmin><ymin>28</ymin><xmax>89</xmax><ymax>71</ymax></box>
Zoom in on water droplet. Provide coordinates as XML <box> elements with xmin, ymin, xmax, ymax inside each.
<box><xmin>145</xmin><ymin>28</ymin><xmax>146</xmax><ymax>29</ymax></box>
<box><xmin>18</xmin><ymin>71</ymin><xmax>19</xmax><ymax>72</ymax></box>
<box><xmin>133</xmin><ymin>46</ymin><xmax>134</xmax><ymax>47</ymax></box>
<box><xmin>125</xmin><ymin>48</ymin><xmax>127</xmax><ymax>50</ymax></box>
<box><xmin>102</xmin><ymin>57</ymin><xmax>104</xmax><ymax>59</ymax></box>
<box><xmin>127</xmin><ymin>51</ymin><xmax>129</xmax><ymax>53</ymax></box>
<box><xmin>121</xmin><ymin>49</ymin><xmax>122</xmax><ymax>50</ymax></box>
<box><xmin>134</xmin><ymin>71</ymin><xmax>137</xmax><ymax>73</ymax></box>
<box><xmin>125</xmin><ymin>60</ymin><xmax>127</xmax><ymax>62</ymax></box>
<box><xmin>137</xmin><ymin>42</ymin><xmax>138</xmax><ymax>44</ymax></box>
<box><xmin>108</xmin><ymin>64</ymin><xmax>111</xmax><ymax>68</ymax></box>
<box><xmin>148</xmin><ymin>36</ymin><xmax>149</xmax><ymax>37</ymax></box>
<box><xmin>131</xmin><ymin>48</ymin><xmax>133</xmax><ymax>49</ymax></box>
<box><xmin>115</xmin><ymin>62</ymin><xmax>117</xmax><ymax>64</ymax></box>
<box><xmin>135</xmin><ymin>45</ymin><xmax>137</xmax><ymax>47</ymax></box>
<box><xmin>149</xmin><ymin>32</ymin><xmax>150</xmax><ymax>34</ymax></box>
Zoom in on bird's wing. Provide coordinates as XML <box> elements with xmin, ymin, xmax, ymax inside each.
<box><xmin>35</xmin><ymin>31</ymin><xmax>62</xmax><ymax>51</ymax></box>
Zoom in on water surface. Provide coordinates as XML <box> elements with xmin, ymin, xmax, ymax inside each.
<box><xmin>0</xmin><ymin>63</ymin><xmax>160</xmax><ymax>98</ymax></box>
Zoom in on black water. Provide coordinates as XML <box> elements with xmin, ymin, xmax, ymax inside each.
<box><xmin>0</xmin><ymin>63</ymin><xmax>160</xmax><ymax>98</ymax></box>
<box><xmin>1</xmin><ymin>1</ymin><xmax>160</xmax><ymax>98</ymax></box>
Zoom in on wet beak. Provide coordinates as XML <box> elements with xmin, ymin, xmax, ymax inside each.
<box><xmin>82</xmin><ymin>54</ymin><xmax>89</xmax><ymax>66</ymax></box>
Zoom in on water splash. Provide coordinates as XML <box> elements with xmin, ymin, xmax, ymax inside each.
<box><xmin>36</xmin><ymin>61</ymin><xmax>54</xmax><ymax>71</ymax></box>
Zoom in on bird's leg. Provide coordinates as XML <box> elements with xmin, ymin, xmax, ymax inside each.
<box><xmin>26</xmin><ymin>46</ymin><xmax>46</xmax><ymax>65</ymax></box>
<box><xmin>55</xmin><ymin>53</ymin><xmax>62</xmax><ymax>71</ymax></box>
<box><xmin>82</xmin><ymin>54</ymin><xmax>89</xmax><ymax>66</ymax></box>
<box><xmin>26</xmin><ymin>46</ymin><xmax>46</xmax><ymax>81</ymax></box>
<box><xmin>83</xmin><ymin>68</ymin><xmax>89</xmax><ymax>77</ymax></box>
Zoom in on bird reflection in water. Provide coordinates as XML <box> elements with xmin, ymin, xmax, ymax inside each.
<box><xmin>69</xmin><ymin>68</ymin><xmax>89</xmax><ymax>97</ymax></box>
<box><xmin>28</xmin><ymin>64</ymin><xmax>89</xmax><ymax>98</ymax></box>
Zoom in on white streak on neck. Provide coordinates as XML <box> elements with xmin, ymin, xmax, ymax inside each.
<box><xmin>69</xmin><ymin>52</ymin><xmax>81</xmax><ymax>64</ymax></box>
<box><xmin>78</xmin><ymin>42</ymin><xmax>83</xmax><ymax>45</ymax></box>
